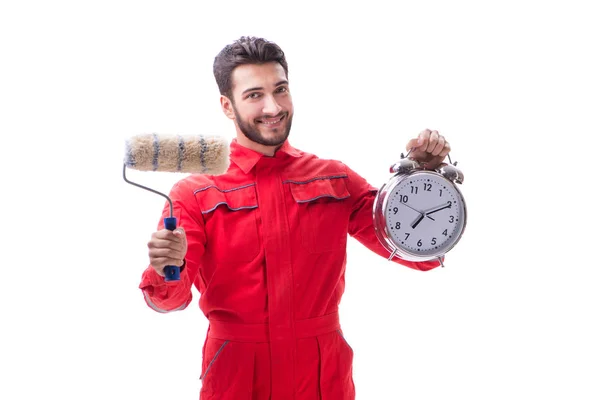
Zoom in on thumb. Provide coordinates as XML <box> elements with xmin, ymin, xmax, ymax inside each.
<box><xmin>174</xmin><ymin>227</ymin><xmax>188</xmax><ymax>252</ymax></box>
<box><xmin>405</xmin><ymin>138</ymin><xmax>419</xmax><ymax>151</ymax></box>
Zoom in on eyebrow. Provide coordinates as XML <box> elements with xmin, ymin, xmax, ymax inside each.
<box><xmin>241</xmin><ymin>80</ymin><xmax>289</xmax><ymax>95</ymax></box>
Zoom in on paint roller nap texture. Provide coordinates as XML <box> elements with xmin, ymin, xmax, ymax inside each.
<box><xmin>124</xmin><ymin>133</ymin><xmax>230</xmax><ymax>174</ymax></box>
<box><xmin>123</xmin><ymin>133</ymin><xmax>230</xmax><ymax>282</ymax></box>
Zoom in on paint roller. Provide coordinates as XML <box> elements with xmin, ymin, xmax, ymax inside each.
<box><xmin>123</xmin><ymin>133</ymin><xmax>230</xmax><ymax>281</ymax></box>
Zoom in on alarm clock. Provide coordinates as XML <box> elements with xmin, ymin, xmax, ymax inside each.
<box><xmin>373</xmin><ymin>153</ymin><xmax>467</xmax><ymax>267</ymax></box>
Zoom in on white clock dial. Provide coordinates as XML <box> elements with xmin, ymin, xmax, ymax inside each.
<box><xmin>384</xmin><ymin>172</ymin><xmax>465</xmax><ymax>257</ymax></box>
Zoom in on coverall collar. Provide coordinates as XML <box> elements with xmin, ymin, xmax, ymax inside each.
<box><xmin>230</xmin><ymin>138</ymin><xmax>302</xmax><ymax>174</ymax></box>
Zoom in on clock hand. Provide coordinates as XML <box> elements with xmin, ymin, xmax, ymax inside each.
<box><xmin>399</xmin><ymin>202</ymin><xmax>424</xmax><ymax>214</ymax></box>
<box><xmin>400</xmin><ymin>202</ymin><xmax>435</xmax><ymax>221</ymax></box>
<box><xmin>412</xmin><ymin>203</ymin><xmax>450</xmax><ymax>230</ymax></box>
<box><xmin>425</xmin><ymin>201</ymin><xmax>452</xmax><ymax>216</ymax></box>
<box><xmin>411</xmin><ymin>214</ymin><xmax>425</xmax><ymax>229</ymax></box>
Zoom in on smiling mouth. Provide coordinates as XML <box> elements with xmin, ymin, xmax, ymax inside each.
<box><xmin>257</xmin><ymin>114</ymin><xmax>285</xmax><ymax>125</ymax></box>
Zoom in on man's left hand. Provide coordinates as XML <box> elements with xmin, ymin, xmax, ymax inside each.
<box><xmin>405</xmin><ymin>129</ymin><xmax>451</xmax><ymax>170</ymax></box>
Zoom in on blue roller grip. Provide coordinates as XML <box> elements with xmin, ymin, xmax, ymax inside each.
<box><xmin>163</xmin><ymin>217</ymin><xmax>181</xmax><ymax>282</ymax></box>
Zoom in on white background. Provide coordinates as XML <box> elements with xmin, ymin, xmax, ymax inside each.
<box><xmin>1</xmin><ymin>0</ymin><xmax>599</xmax><ymax>399</ymax></box>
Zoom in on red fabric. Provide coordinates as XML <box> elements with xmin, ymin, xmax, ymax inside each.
<box><xmin>139</xmin><ymin>139</ymin><xmax>441</xmax><ymax>399</ymax></box>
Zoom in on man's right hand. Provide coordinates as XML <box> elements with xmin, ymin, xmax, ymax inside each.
<box><xmin>147</xmin><ymin>227</ymin><xmax>188</xmax><ymax>277</ymax></box>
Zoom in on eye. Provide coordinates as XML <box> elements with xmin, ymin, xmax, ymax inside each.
<box><xmin>246</xmin><ymin>92</ymin><xmax>261</xmax><ymax>99</ymax></box>
<box><xmin>276</xmin><ymin>86</ymin><xmax>288</xmax><ymax>93</ymax></box>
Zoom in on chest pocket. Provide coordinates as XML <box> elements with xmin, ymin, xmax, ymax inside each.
<box><xmin>195</xmin><ymin>183</ymin><xmax>260</xmax><ymax>263</ymax></box>
<box><xmin>288</xmin><ymin>176</ymin><xmax>351</xmax><ymax>253</ymax></box>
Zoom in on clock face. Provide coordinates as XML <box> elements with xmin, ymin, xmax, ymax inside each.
<box><xmin>384</xmin><ymin>172</ymin><xmax>465</xmax><ymax>257</ymax></box>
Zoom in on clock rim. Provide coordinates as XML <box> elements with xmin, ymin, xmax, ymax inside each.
<box><xmin>373</xmin><ymin>169</ymin><xmax>467</xmax><ymax>262</ymax></box>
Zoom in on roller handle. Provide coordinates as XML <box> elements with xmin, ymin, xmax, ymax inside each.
<box><xmin>163</xmin><ymin>217</ymin><xmax>181</xmax><ymax>282</ymax></box>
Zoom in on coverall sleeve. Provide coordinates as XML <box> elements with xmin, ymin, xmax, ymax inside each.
<box><xmin>138</xmin><ymin>179</ymin><xmax>207</xmax><ymax>312</ymax></box>
<box><xmin>345</xmin><ymin>164</ymin><xmax>441</xmax><ymax>271</ymax></box>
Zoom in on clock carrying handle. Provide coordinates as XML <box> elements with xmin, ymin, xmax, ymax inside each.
<box><xmin>400</xmin><ymin>148</ymin><xmax>463</xmax><ymax>184</ymax></box>
<box><xmin>404</xmin><ymin>148</ymin><xmax>454</xmax><ymax>166</ymax></box>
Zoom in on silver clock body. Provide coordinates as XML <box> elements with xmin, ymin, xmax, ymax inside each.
<box><xmin>373</xmin><ymin>160</ymin><xmax>467</xmax><ymax>263</ymax></box>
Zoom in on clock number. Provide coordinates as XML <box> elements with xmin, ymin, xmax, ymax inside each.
<box><xmin>393</xmin><ymin>207</ymin><xmax>398</xmax><ymax>214</ymax></box>
<box><xmin>423</xmin><ymin>183</ymin><xmax>432</xmax><ymax>191</ymax></box>
<box><xmin>442</xmin><ymin>229</ymin><xmax>448</xmax><ymax>236</ymax></box>
<box><xmin>395</xmin><ymin>222</ymin><xmax>401</xmax><ymax>229</ymax></box>
<box><xmin>411</xmin><ymin>186</ymin><xmax>418</xmax><ymax>194</ymax></box>
<box><xmin>405</xmin><ymin>233</ymin><xmax>410</xmax><ymax>240</ymax></box>
<box><xmin>449</xmin><ymin>215</ymin><xmax>455</xmax><ymax>223</ymax></box>
<box><xmin>431</xmin><ymin>237</ymin><xmax>437</xmax><ymax>245</ymax></box>
<box><xmin>417</xmin><ymin>239</ymin><xmax>422</xmax><ymax>247</ymax></box>
<box><xmin>439</xmin><ymin>189</ymin><xmax>443</xmax><ymax>197</ymax></box>
<box><xmin>400</xmin><ymin>195</ymin><xmax>409</xmax><ymax>203</ymax></box>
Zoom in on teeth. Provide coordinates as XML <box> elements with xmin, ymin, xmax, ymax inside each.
<box><xmin>260</xmin><ymin>116</ymin><xmax>283</xmax><ymax>125</ymax></box>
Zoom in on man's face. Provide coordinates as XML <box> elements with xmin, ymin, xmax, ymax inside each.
<box><xmin>227</xmin><ymin>62</ymin><xmax>293</xmax><ymax>147</ymax></box>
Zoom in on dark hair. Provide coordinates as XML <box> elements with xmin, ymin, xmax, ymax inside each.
<box><xmin>213</xmin><ymin>36</ymin><xmax>289</xmax><ymax>99</ymax></box>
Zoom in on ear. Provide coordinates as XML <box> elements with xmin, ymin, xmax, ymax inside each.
<box><xmin>220</xmin><ymin>95</ymin><xmax>235</xmax><ymax>120</ymax></box>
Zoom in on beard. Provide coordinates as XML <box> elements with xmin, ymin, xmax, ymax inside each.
<box><xmin>233</xmin><ymin>105</ymin><xmax>293</xmax><ymax>147</ymax></box>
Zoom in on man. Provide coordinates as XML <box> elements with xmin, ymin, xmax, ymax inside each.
<box><xmin>139</xmin><ymin>36</ymin><xmax>451</xmax><ymax>400</ymax></box>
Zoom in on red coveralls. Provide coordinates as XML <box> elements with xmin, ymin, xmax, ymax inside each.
<box><xmin>139</xmin><ymin>139</ymin><xmax>440</xmax><ymax>399</ymax></box>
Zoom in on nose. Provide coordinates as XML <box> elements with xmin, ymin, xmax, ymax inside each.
<box><xmin>262</xmin><ymin>94</ymin><xmax>282</xmax><ymax>116</ymax></box>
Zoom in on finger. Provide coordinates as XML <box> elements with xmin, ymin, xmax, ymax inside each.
<box><xmin>160</xmin><ymin>257</ymin><xmax>185</xmax><ymax>267</ymax></box>
<box><xmin>407</xmin><ymin>130</ymin><xmax>430</xmax><ymax>153</ymax></box>
<box><xmin>153</xmin><ymin>231</ymin><xmax>185</xmax><ymax>248</ymax></box>
<box><xmin>439</xmin><ymin>142</ymin><xmax>451</xmax><ymax>159</ymax></box>
<box><xmin>173</xmin><ymin>227</ymin><xmax>186</xmax><ymax>236</ymax></box>
<box><xmin>148</xmin><ymin>237</ymin><xmax>184</xmax><ymax>252</ymax></box>
<box><xmin>148</xmin><ymin>236</ymin><xmax>183</xmax><ymax>249</ymax></box>
<box><xmin>153</xmin><ymin>229</ymin><xmax>183</xmax><ymax>241</ymax></box>
<box><xmin>418</xmin><ymin>129</ymin><xmax>431</xmax><ymax>148</ymax></box>
<box><xmin>172</xmin><ymin>228</ymin><xmax>187</xmax><ymax>246</ymax></box>
<box><xmin>151</xmin><ymin>257</ymin><xmax>185</xmax><ymax>270</ymax></box>
<box><xmin>149</xmin><ymin>247</ymin><xmax>186</xmax><ymax>260</ymax></box>
<box><xmin>419</xmin><ymin>129</ymin><xmax>432</xmax><ymax>140</ymax></box>
<box><xmin>431</xmin><ymin>135</ymin><xmax>446</xmax><ymax>156</ymax></box>
<box><xmin>426</xmin><ymin>130</ymin><xmax>440</xmax><ymax>153</ymax></box>
<box><xmin>405</xmin><ymin>138</ymin><xmax>420</xmax><ymax>151</ymax></box>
